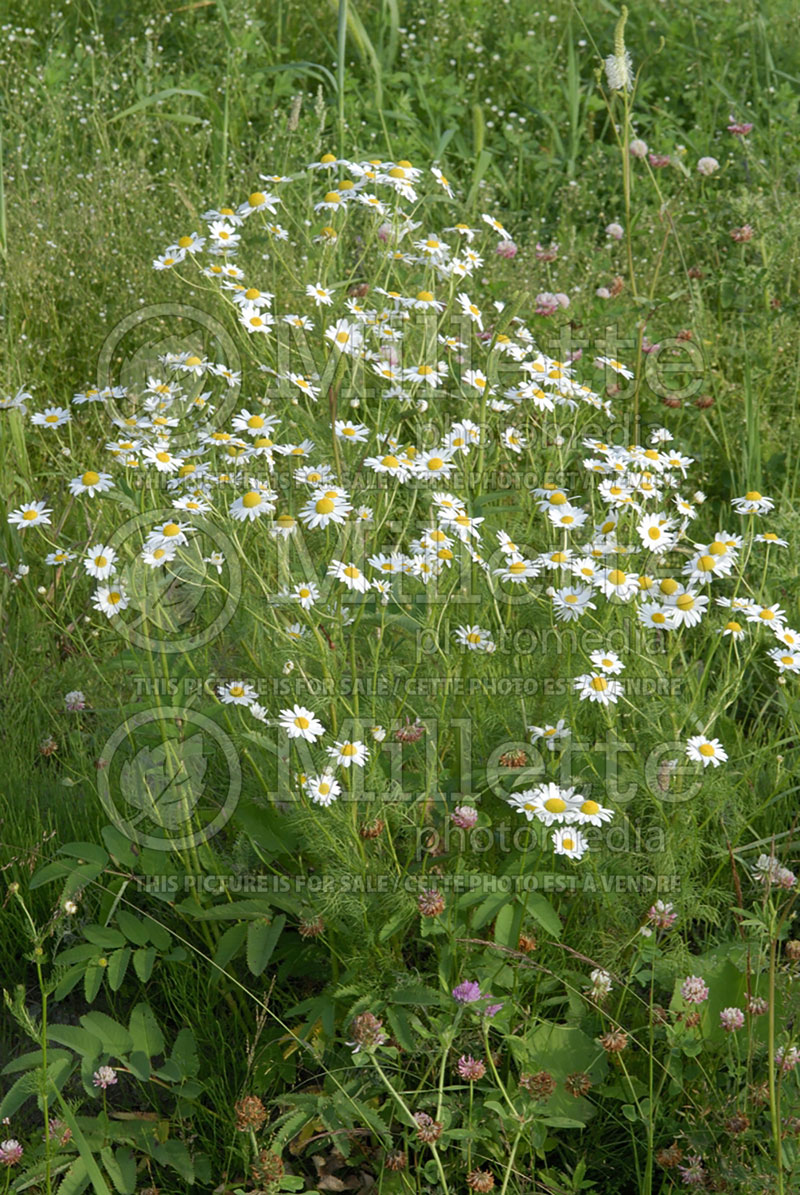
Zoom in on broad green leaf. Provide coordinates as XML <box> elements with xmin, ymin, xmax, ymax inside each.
<box><xmin>129</xmin><ymin>1003</ymin><xmax>165</xmax><ymax>1059</ymax></box>
<box><xmin>79</xmin><ymin>1012</ymin><xmax>133</xmax><ymax>1058</ymax></box>
<box><xmin>115</xmin><ymin>910</ymin><xmax>150</xmax><ymax>946</ymax></box>
<box><xmin>58</xmin><ymin>1157</ymin><xmax>91</xmax><ymax>1195</ymax></box>
<box><xmin>0</xmin><ymin>1072</ymin><xmax>39</xmax><ymax>1118</ymax></box>
<box><xmin>133</xmin><ymin>947</ymin><xmax>156</xmax><ymax>982</ymax></box>
<box><xmin>523</xmin><ymin>892</ymin><xmax>562</xmax><ymax>939</ymax></box>
<box><xmin>107</xmin><ymin>948</ymin><xmax>132</xmax><ymax>991</ymax></box>
<box><xmin>149</xmin><ymin>1138</ymin><xmax>194</xmax><ymax>1182</ymax></box>
<box><xmin>169</xmin><ymin>1027</ymin><xmax>199</xmax><ymax>1079</ymax></box>
<box><xmin>47</xmin><ymin>1025</ymin><xmax>103</xmax><ymax>1061</ymax></box>
<box><xmin>83</xmin><ymin>927</ymin><xmax>127</xmax><ymax>949</ymax></box>
<box><xmin>246</xmin><ymin>915</ymin><xmax>285</xmax><ymax>975</ymax></box>
<box><xmin>59</xmin><ymin>842</ymin><xmax>110</xmax><ymax>866</ymax></box>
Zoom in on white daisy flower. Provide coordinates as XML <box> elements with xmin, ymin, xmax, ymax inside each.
<box><xmin>686</xmin><ymin>735</ymin><xmax>728</xmax><ymax>768</ymax></box>
<box><xmin>279</xmin><ymin>705</ymin><xmax>326</xmax><ymax>743</ymax></box>
<box><xmin>327</xmin><ymin>739</ymin><xmax>369</xmax><ymax>768</ymax></box>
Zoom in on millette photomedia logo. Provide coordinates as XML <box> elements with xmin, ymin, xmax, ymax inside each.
<box><xmin>97</xmin><ymin>706</ymin><xmax>241</xmax><ymax>851</ymax></box>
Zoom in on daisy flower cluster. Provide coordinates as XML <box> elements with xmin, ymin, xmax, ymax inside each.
<box><xmin>3</xmin><ymin>153</ymin><xmax>795</xmax><ymax>882</ymax></box>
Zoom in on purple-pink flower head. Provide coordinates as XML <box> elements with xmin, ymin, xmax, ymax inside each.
<box><xmin>452</xmin><ymin>980</ymin><xmax>483</xmax><ymax>1004</ymax></box>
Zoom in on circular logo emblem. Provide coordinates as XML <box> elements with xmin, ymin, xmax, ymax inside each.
<box><xmin>97</xmin><ymin>706</ymin><xmax>241</xmax><ymax>851</ymax></box>
<box><xmin>103</xmin><ymin>508</ymin><xmax>242</xmax><ymax>653</ymax></box>
<box><xmin>97</xmin><ymin>302</ymin><xmax>241</xmax><ymax>449</ymax></box>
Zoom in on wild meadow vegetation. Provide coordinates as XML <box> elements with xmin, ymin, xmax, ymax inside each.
<box><xmin>2</xmin><ymin>1</ymin><xmax>800</xmax><ymax>1192</ymax></box>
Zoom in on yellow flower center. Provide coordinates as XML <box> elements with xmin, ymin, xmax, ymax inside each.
<box><xmin>676</xmin><ymin>594</ymin><xmax>695</xmax><ymax>611</ymax></box>
<box><xmin>294</xmin><ymin>715</ymin><xmax>310</xmax><ymax>730</ymax></box>
<box><xmin>427</xmin><ymin>457</ymin><xmax>444</xmax><ymax>471</ymax></box>
<box><xmin>94</xmin><ymin>555</ymin><xmax>107</xmax><ymax>567</ymax></box>
<box><xmin>697</xmin><ymin>555</ymin><xmax>715</xmax><ymax>571</ymax></box>
<box><xmin>725</xmin><ymin>621</ymin><xmax>742</xmax><ymax>633</ymax></box>
<box><xmin>544</xmin><ymin>797</ymin><xmax>566</xmax><ymax>813</ymax></box>
<box><xmin>342</xmin><ymin>743</ymin><xmax>358</xmax><ymax>756</ymax></box>
<box><xmin>315</xmin><ymin>498</ymin><xmax>335</xmax><ymax>515</ymax></box>
<box><xmin>608</xmin><ymin>570</ymin><xmax>627</xmax><ymax>586</ymax></box>
<box><xmin>344</xmin><ymin>566</ymin><xmax>360</xmax><ymax>579</ymax></box>
<box><xmin>745</xmin><ymin>490</ymin><xmax>762</xmax><ymax>501</ymax></box>
<box><xmin>699</xmin><ymin>743</ymin><xmax>715</xmax><ymax>757</ymax></box>
<box><xmin>242</xmin><ymin>491</ymin><xmax>262</xmax><ymax>509</ymax></box>
<box><xmin>591</xmin><ymin>677</ymin><xmax>608</xmax><ymax>691</ymax></box>
<box><xmin>660</xmin><ymin>578</ymin><xmax>678</xmax><ymax>595</ymax></box>
<box><xmin>162</xmin><ymin>523</ymin><xmax>180</xmax><ymax>537</ymax></box>
<box><xmin>581</xmin><ymin>801</ymin><xmax>600</xmax><ymax>816</ymax></box>
<box><xmin>82</xmin><ymin>471</ymin><xmax>100</xmax><ymax>486</ymax></box>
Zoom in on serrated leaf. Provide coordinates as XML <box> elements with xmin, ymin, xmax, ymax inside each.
<box><xmin>79</xmin><ymin>1012</ymin><xmax>133</xmax><ymax>1058</ymax></box>
<box><xmin>133</xmin><ymin>947</ymin><xmax>156</xmax><ymax>982</ymax></box>
<box><xmin>54</xmin><ymin>965</ymin><xmax>86</xmax><ymax>1000</ymax></box>
<box><xmin>0</xmin><ymin>1071</ymin><xmax>39</xmax><ymax>1119</ymax></box>
<box><xmin>106</xmin><ymin>949</ymin><xmax>131</xmax><ymax>992</ymax></box>
<box><xmin>246</xmin><ymin>915</ymin><xmax>285</xmax><ymax>975</ymax></box>
<box><xmin>129</xmin><ymin>1003</ymin><xmax>164</xmax><ymax>1059</ymax></box>
<box><xmin>58</xmin><ymin>1157</ymin><xmax>91</xmax><ymax>1195</ymax></box>
<box><xmin>524</xmin><ymin>892</ymin><xmax>562</xmax><ymax>939</ymax></box>
<box><xmin>47</xmin><ymin>1025</ymin><xmax>103</xmax><ymax>1061</ymax></box>
<box><xmin>56</xmin><ymin>944</ymin><xmax>103</xmax><ymax>966</ymax></box>
<box><xmin>189</xmin><ymin>897</ymin><xmax>275</xmax><ymax>921</ymax></box>
<box><xmin>170</xmin><ymin>1027</ymin><xmax>199</xmax><ymax>1078</ymax></box>
<box><xmin>149</xmin><ymin>1138</ymin><xmax>194</xmax><ymax>1182</ymax></box>
<box><xmin>58</xmin><ymin>842</ymin><xmax>110</xmax><ymax>866</ymax></box>
<box><xmin>115</xmin><ymin>910</ymin><xmax>150</xmax><ymax>946</ymax></box>
<box><xmin>146</xmin><ymin>920</ymin><xmax>171</xmax><ymax>950</ymax></box>
<box><xmin>126</xmin><ymin>1051</ymin><xmax>152</xmax><ymax>1081</ymax></box>
<box><xmin>211</xmin><ymin>921</ymin><xmax>247</xmax><ymax>973</ymax></box>
<box><xmin>84</xmin><ymin>963</ymin><xmax>105</xmax><ymax>1004</ymax></box>
<box><xmin>101</xmin><ymin>1146</ymin><xmax>136</xmax><ymax>1195</ymax></box>
<box><xmin>389</xmin><ymin>984</ymin><xmax>442</xmax><ymax>1005</ymax></box>
<box><xmin>119</xmin><ymin>735</ymin><xmax>207</xmax><ymax>829</ymax></box>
